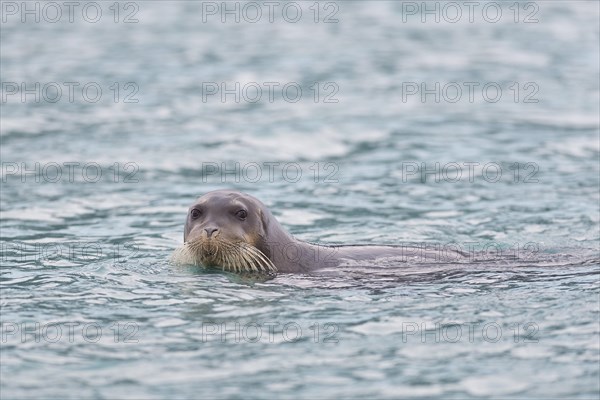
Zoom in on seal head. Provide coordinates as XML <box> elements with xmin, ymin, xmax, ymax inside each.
<box><xmin>181</xmin><ymin>190</ymin><xmax>279</xmax><ymax>276</ymax></box>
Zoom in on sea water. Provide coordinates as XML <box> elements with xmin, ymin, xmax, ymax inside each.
<box><xmin>1</xmin><ymin>1</ymin><xmax>599</xmax><ymax>398</ymax></box>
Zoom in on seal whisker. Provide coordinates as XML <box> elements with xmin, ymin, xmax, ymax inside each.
<box><xmin>179</xmin><ymin>237</ymin><xmax>278</xmax><ymax>275</ymax></box>
<box><xmin>224</xmin><ymin>252</ymin><xmax>232</xmax><ymax>272</ymax></box>
<box><xmin>247</xmin><ymin>251</ymin><xmax>262</xmax><ymax>273</ymax></box>
<box><xmin>255</xmin><ymin>249</ymin><xmax>276</xmax><ymax>272</ymax></box>
<box><xmin>242</xmin><ymin>245</ymin><xmax>262</xmax><ymax>272</ymax></box>
<box><xmin>238</xmin><ymin>244</ymin><xmax>258</xmax><ymax>272</ymax></box>
<box><xmin>243</xmin><ymin>243</ymin><xmax>277</xmax><ymax>274</ymax></box>
<box><xmin>250</xmin><ymin>244</ymin><xmax>276</xmax><ymax>270</ymax></box>
<box><xmin>247</xmin><ymin>247</ymin><xmax>268</xmax><ymax>272</ymax></box>
<box><xmin>237</xmin><ymin>243</ymin><xmax>254</xmax><ymax>273</ymax></box>
<box><xmin>220</xmin><ymin>241</ymin><xmax>236</xmax><ymax>272</ymax></box>
<box><xmin>227</xmin><ymin>243</ymin><xmax>241</xmax><ymax>273</ymax></box>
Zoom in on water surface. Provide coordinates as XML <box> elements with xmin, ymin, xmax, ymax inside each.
<box><xmin>1</xmin><ymin>1</ymin><xmax>599</xmax><ymax>399</ymax></box>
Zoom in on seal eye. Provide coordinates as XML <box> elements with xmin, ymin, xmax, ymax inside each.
<box><xmin>235</xmin><ymin>210</ymin><xmax>247</xmax><ymax>220</ymax></box>
<box><xmin>190</xmin><ymin>209</ymin><xmax>202</xmax><ymax>219</ymax></box>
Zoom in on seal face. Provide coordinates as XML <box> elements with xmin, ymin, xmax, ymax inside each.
<box><xmin>180</xmin><ymin>190</ymin><xmax>277</xmax><ymax>276</ymax></box>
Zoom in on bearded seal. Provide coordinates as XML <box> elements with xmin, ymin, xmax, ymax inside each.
<box><xmin>172</xmin><ymin>190</ymin><xmax>467</xmax><ymax>277</ymax></box>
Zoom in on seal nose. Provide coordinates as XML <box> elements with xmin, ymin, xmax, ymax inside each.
<box><xmin>204</xmin><ymin>227</ymin><xmax>218</xmax><ymax>238</ymax></box>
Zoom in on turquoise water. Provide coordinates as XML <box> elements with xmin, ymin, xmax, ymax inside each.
<box><xmin>1</xmin><ymin>1</ymin><xmax>599</xmax><ymax>399</ymax></box>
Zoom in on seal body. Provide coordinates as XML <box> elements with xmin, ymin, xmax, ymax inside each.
<box><xmin>174</xmin><ymin>190</ymin><xmax>466</xmax><ymax>276</ymax></box>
